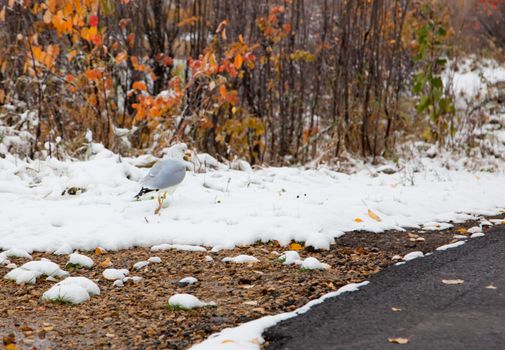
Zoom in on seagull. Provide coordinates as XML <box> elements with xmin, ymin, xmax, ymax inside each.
<box><xmin>134</xmin><ymin>158</ymin><xmax>187</xmax><ymax>200</ymax></box>
<box><xmin>134</xmin><ymin>144</ymin><xmax>192</xmax><ymax>207</ymax></box>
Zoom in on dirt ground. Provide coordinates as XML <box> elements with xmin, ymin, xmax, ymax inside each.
<box><xmin>1</xmin><ymin>215</ymin><xmax>504</xmax><ymax>350</ymax></box>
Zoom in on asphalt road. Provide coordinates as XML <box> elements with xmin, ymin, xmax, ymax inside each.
<box><xmin>265</xmin><ymin>226</ymin><xmax>505</xmax><ymax>350</ymax></box>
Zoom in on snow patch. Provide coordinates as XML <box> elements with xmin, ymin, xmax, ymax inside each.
<box><xmin>4</xmin><ymin>260</ymin><xmax>68</xmax><ymax>284</ymax></box>
<box><xmin>151</xmin><ymin>244</ymin><xmax>207</xmax><ymax>252</ymax></box>
<box><xmin>179</xmin><ymin>277</ymin><xmax>198</xmax><ymax>285</ymax></box>
<box><xmin>103</xmin><ymin>268</ymin><xmax>129</xmax><ymax>280</ymax></box>
<box><xmin>168</xmin><ymin>294</ymin><xmax>216</xmax><ymax>309</ymax></box>
<box><xmin>222</xmin><ymin>255</ymin><xmax>259</xmax><ymax>264</ymax></box>
<box><xmin>436</xmin><ymin>241</ymin><xmax>466</xmax><ymax>251</ymax></box>
<box><xmin>403</xmin><ymin>251</ymin><xmax>424</xmax><ymax>261</ymax></box>
<box><xmin>67</xmin><ymin>253</ymin><xmax>94</xmax><ymax>268</ymax></box>
<box><xmin>300</xmin><ymin>257</ymin><xmax>330</xmax><ymax>270</ymax></box>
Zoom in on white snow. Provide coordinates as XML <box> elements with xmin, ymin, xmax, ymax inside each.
<box><xmin>55</xmin><ymin>276</ymin><xmax>100</xmax><ymax>296</ymax></box>
<box><xmin>123</xmin><ymin>276</ymin><xmax>143</xmax><ymax>284</ymax></box>
<box><xmin>1</xmin><ymin>146</ymin><xmax>504</xmax><ymax>254</ymax></box>
<box><xmin>467</xmin><ymin>226</ymin><xmax>482</xmax><ymax>234</ymax></box>
<box><xmin>113</xmin><ymin>279</ymin><xmax>124</xmax><ymax>287</ymax></box>
<box><xmin>190</xmin><ymin>282</ymin><xmax>368</xmax><ymax>350</ymax></box>
<box><xmin>4</xmin><ymin>260</ymin><xmax>68</xmax><ymax>284</ymax></box>
<box><xmin>168</xmin><ymin>294</ymin><xmax>215</xmax><ymax>309</ymax></box>
<box><xmin>300</xmin><ymin>257</ymin><xmax>330</xmax><ymax>270</ymax></box>
<box><xmin>222</xmin><ymin>255</ymin><xmax>259</xmax><ymax>264</ymax></box>
<box><xmin>133</xmin><ymin>261</ymin><xmax>149</xmax><ymax>270</ymax></box>
<box><xmin>470</xmin><ymin>232</ymin><xmax>485</xmax><ymax>238</ymax></box>
<box><xmin>42</xmin><ymin>284</ymin><xmax>91</xmax><ymax>304</ymax></box>
<box><xmin>148</xmin><ymin>256</ymin><xmax>161</xmax><ymax>263</ymax></box>
<box><xmin>67</xmin><ymin>253</ymin><xmax>94</xmax><ymax>268</ymax></box>
<box><xmin>42</xmin><ymin>276</ymin><xmax>99</xmax><ymax>304</ymax></box>
<box><xmin>436</xmin><ymin>241</ymin><xmax>466</xmax><ymax>251</ymax></box>
<box><xmin>0</xmin><ymin>248</ymin><xmax>32</xmax><ymax>260</ymax></box>
<box><xmin>53</xmin><ymin>244</ymin><xmax>73</xmax><ymax>255</ymax></box>
<box><xmin>204</xmin><ymin>255</ymin><xmax>214</xmax><ymax>262</ymax></box>
<box><xmin>179</xmin><ymin>276</ymin><xmax>198</xmax><ymax>285</ymax></box>
<box><xmin>103</xmin><ymin>268</ymin><xmax>129</xmax><ymax>280</ymax></box>
<box><xmin>279</xmin><ymin>251</ymin><xmax>302</xmax><ymax>265</ymax></box>
<box><xmin>403</xmin><ymin>251</ymin><xmax>424</xmax><ymax>261</ymax></box>
<box><xmin>151</xmin><ymin>244</ymin><xmax>207</xmax><ymax>252</ymax></box>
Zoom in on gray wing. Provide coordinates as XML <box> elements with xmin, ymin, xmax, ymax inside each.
<box><xmin>142</xmin><ymin>159</ymin><xmax>186</xmax><ymax>189</ymax></box>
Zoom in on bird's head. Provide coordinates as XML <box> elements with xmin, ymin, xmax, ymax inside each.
<box><xmin>183</xmin><ymin>149</ymin><xmax>193</xmax><ymax>162</ymax></box>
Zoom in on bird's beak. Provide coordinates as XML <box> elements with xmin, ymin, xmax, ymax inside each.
<box><xmin>183</xmin><ymin>150</ymin><xmax>193</xmax><ymax>162</ymax></box>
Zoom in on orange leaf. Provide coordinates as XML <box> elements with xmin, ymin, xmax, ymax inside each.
<box><xmin>289</xmin><ymin>243</ymin><xmax>302</xmax><ymax>251</ymax></box>
<box><xmin>132</xmin><ymin>81</ymin><xmax>147</xmax><ymax>91</ymax></box>
<box><xmin>99</xmin><ymin>257</ymin><xmax>112</xmax><ymax>268</ymax></box>
<box><xmin>85</xmin><ymin>69</ymin><xmax>102</xmax><ymax>81</ymax></box>
<box><xmin>354</xmin><ymin>218</ymin><xmax>363</xmax><ymax>223</ymax></box>
<box><xmin>368</xmin><ymin>209</ymin><xmax>381</xmax><ymax>222</ymax></box>
<box><xmin>234</xmin><ymin>54</ymin><xmax>243</xmax><ymax>69</ymax></box>
<box><xmin>219</xmin><ymin>84</ymin><xmax>227</xmax><ymax>99</ymax></box>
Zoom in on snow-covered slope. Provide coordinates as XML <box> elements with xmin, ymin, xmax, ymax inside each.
<box><xmin>1</xmin><ymin>144</ymin><xmax>504</xmax><ymax>253</ymax></box>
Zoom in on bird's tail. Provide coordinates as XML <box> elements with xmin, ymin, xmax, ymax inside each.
<box><xmin>134</xmin><ymin>187</ymin><xmax>154</xmax><ymax>200</ymax></box>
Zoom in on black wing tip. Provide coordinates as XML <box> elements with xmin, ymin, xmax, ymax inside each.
<box><xmin>134</xmin><ymin>187</ymin><xmax>154</xmax><ymax>199</ymax></box>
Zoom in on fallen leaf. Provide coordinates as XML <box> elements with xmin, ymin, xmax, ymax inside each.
<box><xmin>354</xmin><ymin>217</ymin><xmax>363</xmax><ymax>223</ymax></box>
<box><xmin>99</xmin><ymin>257</ymin><xmax>112</xmax><ymax>268</ymax></box>
<box><xmin>368</xmin><ymin>209</ymin><xmax>381</xmax><ymax>222</ymax></box>
<box><xmin>289</xmin><ymin>242</ymin><xmax>302</xmax><ymax>251</ymax></box>
<box><xmin>485</xmin><ymin>284</ymin><xmax>497</xmax><ymax>290</ymax></box>
<box><xmin>5</xmin><ymin>344</ymin><xmax>19</xmax><ymax>350</ymax></box>
<box><xmin>388</xmin><ymin>337</ymin><xmax>409</xmax><ymax>344</ymax></box>
<box><xmin>221</xmin><ymin>340</ymin><xmax>234</xmax><ymax>344</ymax></box>
<box><xmin>456</xmin><ymin>228</ymin><xmax>467</xmax><ymax>234</ymax></box>
<box><xmin>442</xmin><ymin>279</ymin><xmax>464</xmax><ymax>285</ymax></box>
<box><xmin>95</xmin><ymin>247</ymin><xmax>107</xmax><ymax>255</ymax></box>
<box><xmin>391</xmin><ymin>307</ymin><xmax>402</xmax><ymax>312</ymax></box>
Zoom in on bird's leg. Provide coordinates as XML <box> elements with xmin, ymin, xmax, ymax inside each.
<box><xmin>154</xmin><ymin>191</ymin><xmax>168</xmax><ymax>215</ymax></box>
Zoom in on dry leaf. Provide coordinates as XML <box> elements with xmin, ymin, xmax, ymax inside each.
<box><xmin>456</xmin><ymin>228</ymin><xmax>467</xmax><ymax>234</ymax></box>
<box><xmin>485</xmin><ymin>284</ymin><xmax>497</xmax><ymax>290</ymax></box>
<box><xmin>95</xmin><ymin>247</ymin><xmax>107</xmax><ymax>255</ymax></box>
<box><xmin>99</xmin><ymin>257</ymin><xmax>112</xmax><ymax>268</ymax></box>
<box><xmin>368</xmin><ymin>209</ymin><xmax>381</xmax><ymax>222</ymax></box>
<box><xmin>221</xmin><ymin>340</ymin><xmax>234</xmax><ymax>344</ymax></box>
<box><xmin>5</xmin><ymin>344</ymin><xmax>19</xmax><ymax>350</ymax></box>
<box><xmin>442</xmin><ymin>279</ymin><xmax>464</xmax><ymax>285</ymax></box>
<box><xmin>391</xmin><ymin>307</ymin><xmax>402</xmax><ymax>312</ymax></box>
<box><xmin>354</xmin><ymin>217</ymin><xmax>363</xmax><ymax>223</ymax></box>
<box><xmin>289</xmin><ymin>242</ymin><xmax>302</xmax><ymax>251</ymax></box>
<box><xmin>388</xmin><ymin>337</ymin><xmax>409</xmax><ymax>344</ymax></box>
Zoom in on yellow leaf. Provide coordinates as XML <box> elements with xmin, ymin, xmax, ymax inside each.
<box><xmin>354</xmin><ymin>218</ymin><xmax>363</xmax><ymax>223</ymax></box>
<box><xmin>209</xmin><ymin>53</ymin><xmax>217</xmax><ymax>69</ymax></box>
<box><xmin>221</xmin><ymin>340</ymin><xmax>234</xmax><ymax>344</ymax></box>
<box><xmin>391</xmin><ymin>307</ymin><xmax>402</xmax><ymax>312</ymax></box>
<box><xmin>289</xmin><ymin>243</ymin><xmax>302</xmax><ymax>251</ymax></box>
<box><xmin>95</xmin><ymin>246</ymin><xmax>106</xmax><ymax>255</ymax></box>
<box><xmin>388</xmin><ymin>337</ymin><xmax>409</xmax><ymax>344</ymax></box>
<box><xmin>5</xmin><ymin>344</ymin><xmax>20</xmax><ymax>350</ymax></box>
<box><xmin>456</xmin><ymin>228</ymin><xmax>467</xmax><ymax>234</ymax></box>
<box><xmin>368</xmin><ymin>209</ymin><xmax>381</xmax><ymax>222</ymax></box>
<box><xmin>43</xmin><ymin>9</ymin><xmax>52</xmax><ymax>24</ymax></box>
<box><xmin>249</xmin><ymin>338</ymin><xmax>261</xmax><ymax>345</ymax></box>
<box><xmin>234</xmin><ymin>54</ymin><xmax>243</xmax><ymax>69</ymax></box>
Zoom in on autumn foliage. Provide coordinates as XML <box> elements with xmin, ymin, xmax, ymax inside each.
<box><xmin>0</xmin><ymin>0</ymin><xmax>485</xmax><ymax>164</ymax></box>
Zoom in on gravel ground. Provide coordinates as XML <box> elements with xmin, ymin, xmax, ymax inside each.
<box><xmin>1</xmin><ymin>217</ymin><xmax>502</xmax><ymax>350</ymax></box>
